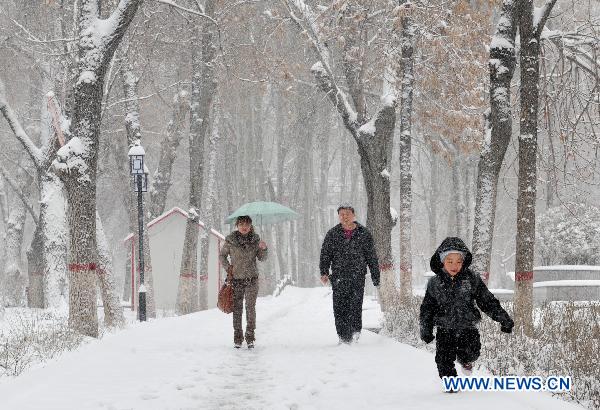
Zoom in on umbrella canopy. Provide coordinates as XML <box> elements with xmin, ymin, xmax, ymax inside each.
<box><xmin>225</xmin><ymin>201</ymin><xmax>299</xmax><ymax>226</ymax></box>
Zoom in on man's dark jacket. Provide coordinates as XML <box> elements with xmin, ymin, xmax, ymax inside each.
<box><xmin>319</xmin><ymin>223</ymin><xmax>380</xmax><ymax>286</ymax></box>
<box><xmin>419</xmin><ymin>237</ymin><xmax>513</xmax><ymax>340</ymax></box>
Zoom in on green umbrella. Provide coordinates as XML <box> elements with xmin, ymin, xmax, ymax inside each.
<box><xmin>225</xmin><ymin>201</ymin><xmax>299</xmax><ymax>226</ymax></box>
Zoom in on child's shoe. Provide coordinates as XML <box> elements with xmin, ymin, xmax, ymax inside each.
<box><xmin>458</xmin><ymin>361</ymin><xmax>473</xmax><ymax>376</ymax></box>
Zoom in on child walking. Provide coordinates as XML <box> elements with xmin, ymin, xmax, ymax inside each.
<box><xmin>420</xmin><ymin>237</ymin><xmax>514</xmax><ymax>386</ymax></box>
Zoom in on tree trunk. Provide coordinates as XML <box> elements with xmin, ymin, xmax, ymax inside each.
<box><xmin>201</xmin><ymin>100</ymin><xmax>222</xmax><ymax>305</ymax></box>
<box><xmin>2</xmin><ymin>195</ymin><xmax>27</xmax><ymax>307</ymax></box>
<box><xmin>57</xmin><ymin>0</ymin><xmax>143</xmax><ymax>337</ymax></box>
<box><xmin>65</xmin><ymin>173</ymin><xmax>99</xmax><ymax>337</ymax></box>
<box><xmin>148</xmin><ymin>90</ymin><xmax>188</xmax><ymax>219</ymax></box>
<box><xmin>289</xmin><ymin>220</ymin><xmax>298</xmax><ymax>284</ymax></box>
<box><xmin>428</xmin><ymin>152</ymin><xmax>439</xmax><ymax>252</ymax></box>
<box><xmin>339</xmin><ymin>128</ymin><xmax>348</xmax><ymax>204</ymax></box>
<box><xmin>0</xmin><ymin>176</ymin><xmax>7</xmax><ymax>225</ymax></box>
<box><xmin>39</xmin><ymin>173</ymin><xmax>69</xmax><ymax>309</ymax></box>
<box><xmin>471</xmin><ymin>0</ymin><xmax>518</xmax><ymax>284</ymax></box>
<box><xmin>451</xmin><ymin>158</ymin><xmax>467</xmax><ymax>238</ymax></box>
<box><xmin>357</xmin><ymin>106</ymin><xmax>396</xmax><ymax>310</ymax></box>
<box><xmin>318</xmin><ymin>114</ymin><xmax>331</xmax><ymax>239</ymax></box>
<box><xmin>177</xmin><ymin>0</ymin><xmax>217</xmax><ymax>313</ymax></box>
<box><xmin>96</xmin><ymin>213</ymin><xmax>125</xmax><ymax>328</ymax></box>
<box><xmin>514</xmin><ymin>0</ymin><xmax>541</xmax><ymax>335</ymax></box>
<box><xmin>27</xmin><ymin>226</ymin><xmax>45</xmax><ymax>308</ymax></box>
<box><xmin>398</xmin><ymin>6</ymin><xmax>416</xmax><ymax>301</ymax></box>
<box><xmin>465</xmin><ymin>158</ymin><xmax>477</xmax><ymax>245</ymax></box>
<box><xmin>272</xmin><ymin>98</ymin><xmax>289</xmax><ymax>281</ymax></box>
<box><xmin>297</xmin><ymin>103</ymin><xmax>316</xmax><ymax>288</ymax></box>
<box><xmin>177</xmin><ymin>214</ymin><xmax>200</xmax><ymax>314</ymax></box>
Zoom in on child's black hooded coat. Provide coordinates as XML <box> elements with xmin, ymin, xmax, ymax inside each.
<box><xmin>419</xmin><ymin>237</ymin><xmax>513</xmax><ymax>340</ymax></box>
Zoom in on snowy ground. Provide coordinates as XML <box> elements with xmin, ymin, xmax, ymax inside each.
<box><xmin>0</xmin><ymin>287</ymin><xmax>584</xmax><ymax>410</ymax></box>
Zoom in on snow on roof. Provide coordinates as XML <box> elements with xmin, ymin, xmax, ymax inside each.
<box><xmin>123</xmin><ymin>207</ymin><xmax>225</xmax><ymax>242</ymax></box>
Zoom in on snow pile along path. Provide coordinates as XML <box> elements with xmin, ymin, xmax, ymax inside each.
<box><xmin>0</xmin><ymin>287</ymin><xmax>583</xmax><ymax>410</ymax></box>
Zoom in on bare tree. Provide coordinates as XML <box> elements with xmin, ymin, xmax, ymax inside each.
<box><xmin>177</xmin><ymin>0</ymin><xmax>217</xmax><ymax>314</ymax></box>
<box><xmin>513</xmin><ymin>0</ymin><xmax>557</xmax><ymax>335</ymax></box>
<box><xmin>51</xmin><ymin>0</ymin><xmax>143</xmax><ymax>337</ymax></box>
<box><xmin>0</xmin><ymin>164</ymin><xmax>32</xmax><ymax>306</ymax></box>
<box><xmin>397</xmin><ymin>1</ymin><xmax>416</xmax><ymax>301</ymax></box>
<box><xmin>471</xmin><ymin>0</ymin><xmax>518</xmax><ymax>284</ymax></box>
<box><xmin>148</xmin><ymin>90</ymin><xmax>189</xmax><ymax>219</ymax></box>
<box><xmin>0</xmin><ymin>84</ymin><xmax>69</xmax><ymax>310</ymax></box>
<box><xmin>284</xmin><ymin>0</ymin><xmax>398</xmax><ymax>309</ymax></box>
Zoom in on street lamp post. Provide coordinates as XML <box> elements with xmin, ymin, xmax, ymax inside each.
<box><xmin>128</xmin><ymin>141</ymin><xmax>149</xmax><ymax>321</ymax></box>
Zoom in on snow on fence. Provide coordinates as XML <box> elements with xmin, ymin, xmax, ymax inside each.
<box><xmin>504</xmin><ymin>266</ymin><xmax>600</xmax><ymax>302</ymax></box>
<box><xmin>124</xmin><ymin>207</ymin><xmax>225</xmax><ymax>312</ymax></box>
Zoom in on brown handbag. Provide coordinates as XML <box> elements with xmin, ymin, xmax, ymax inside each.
<box><xmin>218</xmin><ymin>277</ymin><xmax>234</xmax><ymax>314</ymax></box>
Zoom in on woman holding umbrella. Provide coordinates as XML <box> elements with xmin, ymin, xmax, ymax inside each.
<box><xmin>219</xmin><ymin>215</ymin><xmax>268</xmax><ymax>348</ymax></box>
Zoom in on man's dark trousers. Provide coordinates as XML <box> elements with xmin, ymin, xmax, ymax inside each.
<box><xmin>435</xmin><ymin>327</ymin><xmax>481</xmax><ymax>377</ymax></box>
<box><xmin>331</xmin><ymin>276</ymin><xmax>365</xmax><ymax>342</ymax></box>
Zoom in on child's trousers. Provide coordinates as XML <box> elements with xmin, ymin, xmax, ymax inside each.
<box><xmin>435</xmin><ymin>327</ymin><xmax>481</xmax><ymax>378</ymax></box>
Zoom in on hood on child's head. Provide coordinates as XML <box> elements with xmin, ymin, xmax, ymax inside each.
<box><xmin>430</xmin><ymin>237</ymin><xmax>473</xmax><ymax>275</ymax></box>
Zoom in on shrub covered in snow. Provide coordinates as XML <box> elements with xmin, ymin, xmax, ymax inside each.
<box><xmin>0</xmin><ymin>310</ymin><xmax>84</xmax><ymax>377</ymax></box>
<box><xmin>383</xmin><ymin>297</ymin><xmax>600</xmax><ymax>409</ymax></box>
<box><xmin>536</xmin><ymin>202</ymin><xmax>600</xmax><ymax>266</ymax></box>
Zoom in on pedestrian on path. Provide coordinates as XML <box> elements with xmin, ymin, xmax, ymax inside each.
<box><xmin>219</xmin><ymin>215</ymin><xmax>268</xmax><ymax>348</ymax></box>
<box><xmin>319</xmin><ymin>204</ymin><xmax>380</xmax><ymax>344</ymax></box>
<box><xmin>420</xmin><ymin>237</ymin><xmax>513</xmax><ymax>383</ymax></box>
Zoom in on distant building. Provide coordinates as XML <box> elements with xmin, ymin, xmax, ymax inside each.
<box><xmin>124</xmin><ymin>207</ymin><xmax>225</xmax><ymax>312</ymax></box>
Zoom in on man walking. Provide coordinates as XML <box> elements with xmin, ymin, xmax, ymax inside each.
<box><xmin>319</xmin><ymin>204</ymin><xmax>380</xmax><ymax>344</ymax></box>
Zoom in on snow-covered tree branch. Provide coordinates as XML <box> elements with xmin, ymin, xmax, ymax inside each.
<box><xmin>0</xmin><ymin>80</ymin><xmax>43</xmax><ymax>166</ymax></box>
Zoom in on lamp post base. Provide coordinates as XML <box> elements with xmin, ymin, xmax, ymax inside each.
<box><xmin>138</xmin><ymin>290</ymin><xmax>147</xmax><ymax>322</ymax></box>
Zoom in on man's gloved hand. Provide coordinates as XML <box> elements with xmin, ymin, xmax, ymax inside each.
<box><xmin>421</xmin><ymin>332</ymin><xmax>435</xmax><ymax>344</ymax></box>
<box><xmin>501</xmin><ymin>322</ymin><xmax>513</xmax><ymax>334</ymax></box>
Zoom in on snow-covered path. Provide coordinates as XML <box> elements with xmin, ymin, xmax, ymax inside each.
<box><xmin>0</xmin><ymin>287</ymin><xmax>583</xmax><ymax>410</ymax></box>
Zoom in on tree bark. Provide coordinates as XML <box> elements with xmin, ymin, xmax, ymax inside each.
<box><xmin>0</xmin><ymin>88</ymin><xmax>71</xmax><ymax>312</ymax></box>
<box><xmin>289</xmin><ymin>0</ymin><xmax>398</xmax><ymax>308</ymax></box>
<box><xmin>357</xmin><ymin>106</ymin><xmax>396</xmax><ymax>310</ymax></box>
<box><xmin>27</xmin><ymin>226</ymin><xmax>45</xmax><ymax>308</ymax></box>
<box><xmin>513</xmin><ymin>0</ymin><xmax>558</xmax><ymax>335</ymax></box>
<box><xmin>96</xmin><ymin>213</ymin><xmax>125</xmax><ymax>328</ymax></box>
<box><xmin>53</xmin><ymin>0</ymin><xmax>143</xmax><ymax>337</ymax></box>
<box><xmin>398</xmin><ymin>3</ymin><xmax>416</xmax><ymax>301</ymax></box>
<box><xmin>177</xmin><ymin>0</ymin><xmax>217</xmax><ymax>313</ymax></box>
<box><xmin>297</xmin><ymin>100</ymin><xmax>317</xmax><ymax>288</ymax></box>
<box><xmin>1</xmin><ymin>169</ymin><xmax>29</xmax><ymax>307</ymax></box>
<box><xmin>148</xmin><ymin>90</ymin><xmax>189</xmax><ymax>219</ymax></box>
<box><xmin>471</xmin><ymin>0</ymin><xmax>518</xmax><ymax>285</ymax></box>
<box><xmin>428</xmin><ymin>151</ymin><xmax>439</xmax><ymax>252</ymax></box>
<box><xmin>39</xmin><ymin>173</ymin><xmax>69</xmax><ymax>309</ymax></box>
